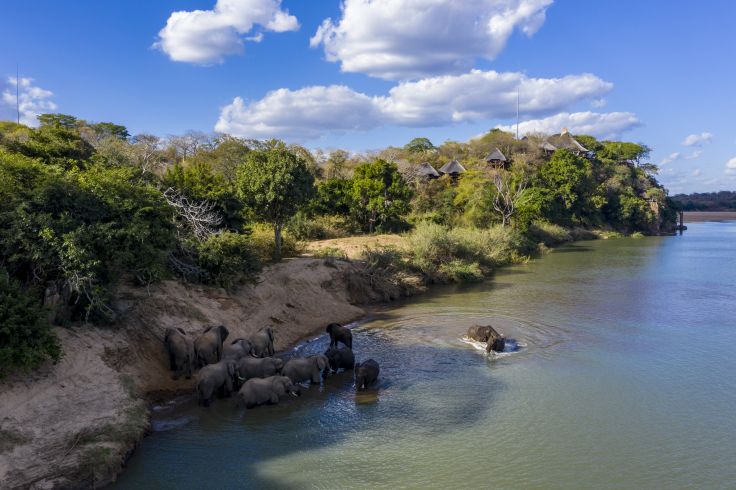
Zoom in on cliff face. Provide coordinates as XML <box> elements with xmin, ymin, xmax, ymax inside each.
<box><xmin>0</xmin><ymin>258</ymin><xmax>366</xmax><ymax>489</ymax></box>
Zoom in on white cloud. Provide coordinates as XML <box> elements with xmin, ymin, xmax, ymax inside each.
<box><xmin>591</xmin><ymin>98</ymin><xmax>607</xmax><ymax>108</ymax></box>
<box><xmin>726</xmin><ymin>157</ymin><xmax>736</xmax><ymax>174</ymax></box>
<box><xmin>681</xmin><ymin>131</ymin><xmax>712</xmax><ymax>146</ymax></box>
<box><xmin>310</xmin><ymin>0</ymin><xmax>553</xmax><ymax>80</ymax></box>
<box><xmin>155</xmin><ymin>0</ymin><xmax>299</xmax><ymax>64</ymax></box>
<box><xmin>691</xmin><ymin>168</ymin><xmax>701</xmax><ymax>177</ymax></box>
<box><xmin>215</xmin><ymin>70</ymin><xmax>612</xmax><ymax>141</ymax></box>
<box><xmin>1</xmin><ymin>76</ymin><xmax>57</xmax><ymax>126</ymax></box>
<box><xmin>496</xmin><ymin>111</ymin><xmax>640</xmax><ymax>139</ymax></box>
<box><xmin>683</xmin><ymin>150</ymin><xmax>702</xmax><ymax>160</ymax></box>
<box><xmin>660</xmin><ymin>152</ymin><xmax>680</xmax><ymax>165</ymax></box>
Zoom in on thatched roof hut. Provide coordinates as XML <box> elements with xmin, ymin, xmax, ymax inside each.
<box><xmin>546</xmin><ymin>128</ymin><xmax>589</xmax><ymax>155</ymax></box>
<box><xmin>439</xmin><ymin>160</ymin><xmax>466</xmax><ymax>176</ymax></box>
<box><xmin>416</xmin><ymin>162</ymin><xmax>440</xmax><ymax>179</ymax></box>
<box><xmin>486</xmin><ymin>148</ymin><xmax>508</xmax><ymax>168</ymax></box>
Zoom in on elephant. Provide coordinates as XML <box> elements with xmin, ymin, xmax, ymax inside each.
<box><xmin>467</xmin><ymin>325</ymin><xmax>506</xmax><ymax>353</ymax></box>
<box><xmin>282</xmin><ymin>355</ymin><xmax>329</xmax><ymax>384</ymax></box>
<box><xmin>222</xmin><ymin>338</ymin><xmax>252</xmax><ymax>361</ymax></box>
<box><xmin>326</xmin><ymin>323</ymin><xmax>353</xmax><ymax>349</ymax></box>
<box><xmin>164</xmin><ymin>327</ymin><xmax>194</xmax><ymax>379</ymax></box>
<box><xmin>355</xmin><ymin>359</ymin><xmax>380</xmax><ymax>390</ymax></box>
<box><xmin>325</xmin><ymin>347</ymin><xmax>355</xmax><ymax>373</ymax></box>
<box><xmin>237</xmin><ymin>375</ymin><xmax>301</xmax><ymax>409</ymax></box>
<box><xmin>196</xmin><ymin>359</ymin><xmax>237</xmax><ymax>407</ymax></box>
<box><xmin>194</xmin><ymin>325</ymin><xmax>229</xmax><ymax>368</ymax></box>
<box><xmin>249</xmin><ymin>327</ymin><xmax>275</xmax><ymax>358</ymax></box>
<box><xmin>236</xmin><ymin>356</ymin><xmax>284</xmax><ymax>383</ymax></box>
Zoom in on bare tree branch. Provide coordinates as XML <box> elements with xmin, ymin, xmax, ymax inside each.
<box><xmin>492</xmin><ymin>173</ymin><xmax>527</xmax><ymax>226</ymax></box>
<box><xmin>163</xmin><ymin>187</ymin><xmax>222</xmax><ymax>240</ymax></box>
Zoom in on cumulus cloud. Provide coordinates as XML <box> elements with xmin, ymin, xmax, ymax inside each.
<box><xmin>660</xmin><ymin>152</ymin><xmax>681</xmax><ymax>165</ymax></box>
<box><xmin>310</xmin><ymin>0</ymin><xmax>553</xmax><ymax>80</ymax></box>
<box><xmin>590</xmin><ymin>98</ymin><xmax>607</xmax><ymax>108</ymax></box>
<box><xmin>496</xmin><ymin>111</ymin><xmax>640</xmax><ymax>139</ymax></box>
<box><xmin>155</xmin><ymin>0</ymin><xmax>299</xmax><ymax>64</ymax></box>
<box><xmin>215</xmin><ymin>70</ymin><xmax>612</xmax><ymax>141</ymax></box>
<box><xmin>683</xmin><ymin>150</ymin><xmax>702</xmax><ymax>160</ymax></box>
<box><xmin>726</xmin><ymin>157</ymin><xmax>736</xmax><ymax>174</ymax></box>
<box><xmin>1</xmin><ymin>76</ymin><xmax>57</xmax><ymax>126</ymax></box>
<box><xmin>681</xmin><ymin>132</ymin><xmax>712</xmax><ymax>146</ymax></box>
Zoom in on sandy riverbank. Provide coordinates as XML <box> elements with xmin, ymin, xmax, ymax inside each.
<box><xmin>0</xmin><ymin>258</ymin><xmax>377</xmax><ymax>489</ymax></box>
<box><xmin>683</xmin><ymin>211</ymin><xmax>736</xmax><ymax>222</ymax></box>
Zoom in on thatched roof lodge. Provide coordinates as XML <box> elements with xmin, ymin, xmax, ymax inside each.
<box><xmin>544</xmin><ymin>128</ymin><xmax>589</xmax><ymax>156</ymax></box>
<box><xmin>485</xmin><ymin>148</ymin><xmax>508</xmax><ymax>168</ymax></box>
<box><xmin>416</xmin><ymin>162</ymin><xmax>440</xmax><ymax>179</ymax></box>
<box><xmin>439</xmin><ymin>160</ymin><xmax>466</xmax><ymax>176</ymax></box>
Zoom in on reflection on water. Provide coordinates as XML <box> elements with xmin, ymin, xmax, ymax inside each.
<box><xmin>114</xmin><ymin>222</ymin><xmax>736</xmax><ymax>489</ymax></box>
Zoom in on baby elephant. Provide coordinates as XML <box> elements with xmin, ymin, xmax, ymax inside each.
<box><xmin>197</xmin><ymin>359</ymin><xmax>237</xmax><ymax>407</ymax></box>
<box><xmin>326</xmin><ymin>323</ymin><xmax>353</xmax><ymax>349</ymax></box>
<box><xmin>236</xmin><ymin>356</ymin><xmax>284</xmax><ymax>382</ymax></box>
<box><xmin>222</xmin><ymin>338</ymin><xmax>252</xmax><ymax>361</ymax></box>
<box><xmin>237</xmin><ymin>375</ymin><xmax>301</xmax><ymax>409</ymax></box>
<box><xmin>355</xmin><ymin>359</ymin><xmax>380</xmax><ymax>390</ymax></box>
<box><xmin>282</xmin><ymin>355</ymin><xmax>329</xmax><ymax>384</ymax></box>
<box><xmin>325</xmin><ymin>347</ymin><xmax>355</xmax><ymax>373</ymax></box>
<box><xmin>467</xmin><ymin>324</ymin><xmax>505</xmax><ymax>353</ymax></box>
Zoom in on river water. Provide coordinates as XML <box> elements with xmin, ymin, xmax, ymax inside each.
<box><xmin>114</xmin><ymin>221</ymin><xmax>736</xmax><ymax>489</ymax></box>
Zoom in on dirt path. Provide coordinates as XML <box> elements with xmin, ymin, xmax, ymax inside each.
<box><xmin>0</xmin><ymin>258</ymin><xmax>367</xmax><ymax>489</ymax></box>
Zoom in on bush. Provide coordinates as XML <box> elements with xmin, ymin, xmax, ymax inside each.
<box><xmin>438</xmin><ymin>260</ymin><xmax>483</xmax><ymax>283</ymax></box>
<box><xmin>449</xmin><ymin>226</ymin><xmax>524</xmax><ymax>267</ymax></box>
<box><xmin>287</xmin><ymin>212</ymin><xmax>354</xmax><ymax>240</ymax></box>
<box><xmin>249</xmin><ymin>223</ymin><xmax>303</xmax><ymax>262</ymax></box>
<box><xmin>527</xmin><ymin>221</ymin><xmax>572</xmax><ymax>247</ymax></box>
<box><xmin>195</xmin><ymin>232</ymin><xmax>261</xmax><ymax>289</ymax></box>
<box><xmin>0</xmin><ymin>270</ymin><xmax>61</xmax><ymax>378</ymax></box>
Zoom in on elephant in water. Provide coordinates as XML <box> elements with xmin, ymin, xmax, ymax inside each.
<box><xmin>236</xmin><ymin>357</ymin><xmax>284</xmax><ymax>383</ymax></box>
<box><xmin>326</xmin><ymin>323</ymin><xmax>353</xmax><ymax>349</ymax></box>
<box><xmin>355</xmin><ymin>359</ymin><xmax>380</xmax><ymax>390</ymax></box>
<box><xmin>237</xmin><ymin>375</ymin><xmax>301</xmax><ymax>409</ymax></box>
<box><xmin>325</xmin><ymin>347</ymin><xmax>355</xmax><ymax>373</ymax></box>
<box><xmin>282</xmin><ymin>355</ymin><xmax>329</xmax><ymax>384</ymax></box>
<box><xmin>164</xmin><ymin>327</ymin><xmax>194</xmax><ymax>380</ymax></box>
<box><xmin>194</xmin><ymin>325</ymin><xmax>229</xmax><ymax>368</ymax></box>
<box><xmin>466</xmin><ymin>324</ymin><xmax>505</xmax><ymax>353</ymax></box>
<box><xmin>249</xmin><ymin>327</ymin><xmax>275</xmax><ymax>358</ymax></box>
<box><xmin>197</xmin><ymin>359</ymin><xmax>237</xmax><ymax>407</ymax></box>
<box><xmin>222</xmin><ymin>338</ymin><xmax>252</xmax><ymax>361</ymax></box>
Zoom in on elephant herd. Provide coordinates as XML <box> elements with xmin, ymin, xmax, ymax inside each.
<box><xmin>163</xmin><ymin>322</ymin><xmax>380</xmax><ymax>410</ymax></box>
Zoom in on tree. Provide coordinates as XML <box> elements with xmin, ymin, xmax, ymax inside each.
<box><xmin>325</xmin><ymin>149</ymin><xmax>350</xmax><ymax>179</ymax></box>
<box><xmin>351</xmin><ymin>160</ymin><xmax>412</xmax><ymax>233</ymax></box>
<box><xmin>404</xmin><ymin>137</ymin><xmax>435</xmax><ymax>154</ymax></box>
<box><xmin>131</xmin><ymin>134</ymin><xmax>165</xmax><ymax>174</ymax></box>
<box><xmin>538</xmin><ymin>149</ymin><xmax>593</xmax><ymax>223</ymax></box>
<box><xmin>492</xmin><ymin>172</ymin><xmax>528</xmax><ymax>226</ymax></box>
<box><xmin>236</xmin><ymin>143</ymin><xmax>314</xmax><ymax>259</ymax></box>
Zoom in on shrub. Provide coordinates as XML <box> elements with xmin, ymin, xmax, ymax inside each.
<box><xmin>438</xmin><ymin>260</ymin><xmax>483</xmax><ymax>283</ymax></box>
<box><xmin>313</xmin><ymin>247</ymin><xmax>349</xmax><ymax>262</ymax></box>
<box><xmin>449</xmin><ymin>225</ymin><xmax>524</xmax><ymax>267</ymax></box>
<box><xmin>0</xmin><ymin>270</ymin><xmax>61</xmax><ymax>378</ymax></box>
<box><xmin>249</xmin><ymin>223</ymin><xmax>303</xmax><ymax>262</ymax></box>
<box><xmin>195</xmin><ymin>232</ymin><xmax>261</xmax><ymax>289</ymax></box>
<box><xmin>527</xmin><ymin>221</ymin><xmax>572</xmax><ymax>247</ymax></box>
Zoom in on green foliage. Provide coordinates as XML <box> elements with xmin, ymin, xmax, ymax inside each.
<box><xmin>163</xmin><ymin>159</ymin><xmax>244</xmax><ymax>230</ymax></box>
<box><xmin>351</xmin><ymin>159</ymin><xmax>412</xmax><ymax>233</ymax></box>
<box><xmin>0</xmin><ymin>269</ymin><xmax>61</xmax><ymax>378</ymax></box>
<box><xmin>537</xmin><ymin>149</ymin><xmax>594</xmax><ymax>223</ymax></box>
<box><xmin>236</xmin><ymin>142</ymin><xmax>315</xmax><ymax>259</ymax></box>
<box><xmin>248</xmin><ymin>223</ymin><xmax>303</xmax><ymax>262</ymax></box>
<box><xmin>312</xmin><ymin>178</ymin><xmax>353</xmax><ymax>216</ymax></box>
<box><xmin>527</xmin><ymin>221</ymin><xmax>573</xmax><ymax>247</ymax></box>
<box><xmin>195</xmin><ymin>232</ymin><xmax>261</xmax><ymax>289</ymax></box>
<box><xmin>404</xmin><ymin>137</ymin><xmax>435</xmax><ymax>154</ymax></box>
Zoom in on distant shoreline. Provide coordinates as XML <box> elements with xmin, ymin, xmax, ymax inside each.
<box><xmin>684</xmin><ymin>211</ymin><xmax>736</xmax><ymax>222</ymax></box>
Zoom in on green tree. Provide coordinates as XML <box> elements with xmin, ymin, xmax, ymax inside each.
<box><xmin>538</xmin><ymin>149</ymin><xmax>593</xmax><ymax>223</ymax></box>
<box><xmin>351</xmin><ymin>160</ymin><xmax>412</xmax><ymax>233</ymax></box>
<box><xmin>404</xmin><ymin>137</ymin><xmax>435</xmax><ymax>154</ymax></box>
<box><xmin>0</xmin><ymin>269</ymin><xmax>61</xmax><ymax>378</ymax></box>
<box><xmin>236</xmin><ymin>143</ymin><xmax>315</xmax><ymax>259</ymax></box>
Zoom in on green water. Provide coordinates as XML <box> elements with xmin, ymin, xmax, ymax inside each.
<box><xmin>114</xmin><ymin>222</ymin><xmax>736</xmax><ymax>489</ymax></box>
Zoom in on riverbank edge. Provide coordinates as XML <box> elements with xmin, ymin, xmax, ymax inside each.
<box><xmin>1</xmin><ymin>228</ymin><xmax>617</xmax><ymax>489</ymax></box>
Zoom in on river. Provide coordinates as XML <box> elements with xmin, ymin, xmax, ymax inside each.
<box><xmin>114</xmin><ymin>221</ymin><xmax>736</xmax><ymax>489</ymax></box>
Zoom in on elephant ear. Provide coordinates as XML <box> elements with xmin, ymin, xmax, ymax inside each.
<box><xmin>274</xmin><ymin>358</ymin><xmax>284</xmax><ymax>371</ymax></box>
<box><xmin>218</xmin><ymin>325</ymin><xmax>229</xmax><ymax>342</ymax></box>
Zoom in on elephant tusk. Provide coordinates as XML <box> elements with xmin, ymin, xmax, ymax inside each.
<box><xmin>237</xmin><ymin>374</ymin><xmax>245</xmax><ymax>381</ymax></box>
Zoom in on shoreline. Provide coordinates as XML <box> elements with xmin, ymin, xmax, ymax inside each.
<box><xmin>0</xmin><ymin>229</ymin><xmax>614</xmax><ymax>489</ymax></box>
<box><xmin>683</xmin><ymin>211</ymin><xmax>736</xmax><ymax>223</ymax></box>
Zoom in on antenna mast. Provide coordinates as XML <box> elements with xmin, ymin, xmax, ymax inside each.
<box><xmin>515</xmin><ymin>85</ymin><xmax>520</xmax><ymax>140</ymax></box>
<box><xmin>16</xmin><ymin>64</ymin><xmax>20</xmax><ymax>124</ymax></box>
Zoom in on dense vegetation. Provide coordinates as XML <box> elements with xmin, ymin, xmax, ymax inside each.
<box><xmin>671</xmin><ymin>191</ymin><xmax>736</xmax><ymax>211</ymax></box>
<box><xmin>0</xmin><ymin>115</ymin><xmax>675</xmax><ymax>377</ymax></box>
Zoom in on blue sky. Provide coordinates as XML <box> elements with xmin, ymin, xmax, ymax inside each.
<box><xmin>1</xmin><ymin>0</ymin><xmax>735</xmax><ymax>193</ymax></box>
